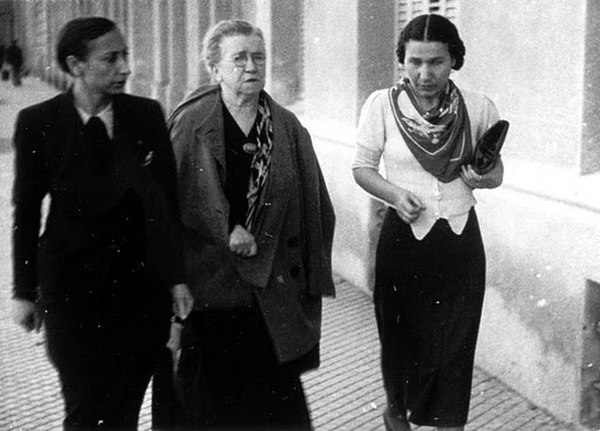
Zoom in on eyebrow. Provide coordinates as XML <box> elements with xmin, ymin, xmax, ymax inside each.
<box><xmin>407</xmin><ymin>55</ymin><xmax>445</xmax><ymax>61</ymax></box>
<box><xmin>231</xmin><ymin>49</ymin><xmax>264</xmax><ymax>55</ymax></box>
<box><xmin>101</xmin><ymin>48</ymin><xmax>128</xmax><ymax>55</ymax></box>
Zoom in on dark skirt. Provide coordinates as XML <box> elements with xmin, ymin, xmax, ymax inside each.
<box><xmin>374</xmin><ymin>207</ymin><xmax>486</xmax><ymax>427</ymax></box>
<box><xmin>174</xmin><ymin>305</ymin><xmax>313</xmax><ymax>430</ymax></box>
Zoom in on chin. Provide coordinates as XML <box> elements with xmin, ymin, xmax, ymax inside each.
<box><xmin>418</xmin><ymin>89</ymin><xmax>440</xmax><ymax>99</ymax></box>
<box><xmin>244</xmin><ymin>82</ymin><xmax>264</xmax><ymax>90</ymax></box>
<box><xmin>109</xmin><ymin>84</ymin><xmax>127</xmax><ymax>93</ymax></box>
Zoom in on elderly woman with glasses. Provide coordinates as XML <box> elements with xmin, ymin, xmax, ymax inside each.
<box><xmin>166</xmin><ymin>19</ymin><xmax>335</xmax><ymax>430</ymax></box>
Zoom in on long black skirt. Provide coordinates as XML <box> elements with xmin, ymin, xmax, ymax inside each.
<box><xmin>374</xmin><ymin>208</ymin><xmax>486</xmax><ymax>427</ymax></box>
<box><xmin>174</xmin><ymin>305</ymin><xmax>313</xmax><ymax>430</ymax></box>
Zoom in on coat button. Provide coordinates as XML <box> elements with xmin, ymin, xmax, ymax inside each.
<box><xmin>287</xmin><ymin>236</ymin><xmax>300</xmax><ymax>248</ymax></box>
<box><xmin>289</xmin><ymin>265</ymin><xmax>300</xmax><ymax>278</ymax></box>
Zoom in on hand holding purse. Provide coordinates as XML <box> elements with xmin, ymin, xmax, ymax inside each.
<box><xmin>471</xmin><ymin>120</ymin><xmax>509</xmax><ymax>175</ymax></box>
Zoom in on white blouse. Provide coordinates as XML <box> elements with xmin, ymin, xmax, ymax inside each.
<box><xmin>353</xmin><ymin>85</ymin><xmax>500</xmax><ymax>240</ymax></box>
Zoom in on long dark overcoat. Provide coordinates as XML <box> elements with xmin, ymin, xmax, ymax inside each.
<box><xmin>168</xmin><ymin>86</ymin><xmax>335</xmax><ymax>364</ymax></box>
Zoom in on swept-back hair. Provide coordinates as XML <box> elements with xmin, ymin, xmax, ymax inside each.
<box><xmin>56</xmin><ymin>16</ymin><xmax>116</xmax><ymax>74</ymax></box>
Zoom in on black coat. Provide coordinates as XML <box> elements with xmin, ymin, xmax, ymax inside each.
<box><xmin>12</xmin><ymin>91</ymin><xmax>184</xmax><ymax>303</ymax></box>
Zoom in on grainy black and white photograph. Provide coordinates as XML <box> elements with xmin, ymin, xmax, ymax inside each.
<box><xmin>0</xmin><ymin>0</ymin><xmax>596</xmax><ymax>430</ymax></box>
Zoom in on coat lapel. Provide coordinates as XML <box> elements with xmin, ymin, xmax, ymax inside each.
<box><xmin>194</xmin><ymin>96</ymin><xmax>226</xmax><ymax>171</ymax></box>
<box><xmin>256</xmin><ymin>106</ymin><xmax>293</xmax><ymax>237</ymax></box>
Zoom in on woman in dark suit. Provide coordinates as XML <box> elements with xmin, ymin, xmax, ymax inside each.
<box><xmin>167</xmin><ymin>19</ymin><xmax>335</xmax><ymax>430</ymax></box>
<box><xmin>11</xmin><ymin>17</ymin><xmax>193</xmax><ymax>430</ymax></box>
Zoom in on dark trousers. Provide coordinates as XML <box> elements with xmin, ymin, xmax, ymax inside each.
<box><xmin>44</xmin><ymin>292</ymin><xmax>169</xmax><ymax>431</ymax></box>
<box><xmin>374</xmin><ymin>208</ymin><xmax>485</xmax><ymax>427</ymax></box>
<box><xmin>175</xmin><ymin>307</ymin><xmax>312</xmax><ymax>430</ymax></box>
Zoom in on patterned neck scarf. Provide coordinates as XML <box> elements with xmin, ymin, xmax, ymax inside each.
<box><xmin>389</xmin><ymin>78</ymin><xmax>472</xmax><ymax>183</ymax></box>
<box><xmin>244</xmin><ymin>93</ymin><xmax>274</xmax><ymax>232</ymax></box>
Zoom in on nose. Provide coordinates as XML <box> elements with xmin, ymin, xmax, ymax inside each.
<box><xmin>419</xmin><ymin>64</ymin><xmax>433</xmax><ymax>81</ymax></box>
<box><xmin>244</xmin><ymin>58</ymin><xmax>258</xmax><ymax>72</ymax></box>
<box><xmin>117</xmin><ymin>54</ymin><xmax>131</xmax><ymax>76</ymax></box>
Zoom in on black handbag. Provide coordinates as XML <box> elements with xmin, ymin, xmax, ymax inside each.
<box><xmin>472</xmin><ymin>120</ymin><xmax>509</xmax><ymax>175</ymax></box>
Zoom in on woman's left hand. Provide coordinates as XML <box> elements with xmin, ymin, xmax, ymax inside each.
<box><xmin>170</xmin><ymin>283</ymin><xmax>194</xmax><ymax>319</ymax></box>
<box><xmin>460</xmin><ymin>158</ymin><xmax>504</xmax><ymax>189</ymax></box>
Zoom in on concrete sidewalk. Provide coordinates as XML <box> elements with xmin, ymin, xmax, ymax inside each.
<box><xmin>0</xmin><ymin>77</ymin><xmax>575</xmax><ymax>430</ymax></box>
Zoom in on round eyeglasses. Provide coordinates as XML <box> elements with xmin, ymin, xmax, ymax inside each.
<box><xmin>226</xmin><ymin>52</ymin><xmax>267</xmax><ymax>67</ymax></box>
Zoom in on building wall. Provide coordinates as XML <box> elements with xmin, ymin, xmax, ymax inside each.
<box><xmin>457</xmin><ymin>0</ymin><xmax>586</xmax><ymax>172</ymax></box>
<box><xmin>453</xmin><ymin>1</ymin><xmax>600</xmax><ymax>427</ymax></box>
<box><xmin>0</xmin><ymin>0</ymin><xmax>13</xmax><ymax>47</ymax></box>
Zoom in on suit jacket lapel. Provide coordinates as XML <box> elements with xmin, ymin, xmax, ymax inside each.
<box><xmin>57</xmin><ymin>90</ymin><xmax>85</xmax><ymax>148</ymax></box>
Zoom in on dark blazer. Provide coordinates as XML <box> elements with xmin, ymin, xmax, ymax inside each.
<box><xmin>12</xmin><ymin>91</ymin><xmax>184</xmax><ymax>302</ymax></box>
<box><xmin>168</xmin><ymin>86</ymin><xmax>335</xmax><ymax>364</ymax></box>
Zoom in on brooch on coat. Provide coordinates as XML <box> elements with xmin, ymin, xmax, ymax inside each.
<box><xmin>142</xmin><ymin>150</ymin><xmax>154</xmax><ymax>166</ymax></box>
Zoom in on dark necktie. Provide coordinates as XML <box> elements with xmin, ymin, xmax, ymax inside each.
<box><xmin>84</xmin><ymin>116</ymin><xmax>112</xmax><ymax>166</ymax></box>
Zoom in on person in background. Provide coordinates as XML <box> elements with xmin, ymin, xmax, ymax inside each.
<box><xmin>352</xmin><ymin>14</ymin><xmax>503</xmax><ymax>431</ymax></box>
<box><xmin>5</xmin><ymin>39</ymin><xmax>24</xmax><ymax>86</ymax></box>
<box><xmin>167</xmin><ymin>18</ymin><xmax>335</xmax><ymax>430</ymax></box>
<box><xmin>11</xmin><ymin>17</ymin><xmax>193</xmax><ymax>430</ymax></box>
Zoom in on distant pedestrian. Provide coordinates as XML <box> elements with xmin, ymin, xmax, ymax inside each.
<box><xmin>11</xmin><ymin>17</ymin><xmax>193</xmax><ymax>430</ymax></box>
<box><xmin>5</xmin><ymin>39</ymin><xmax>23</xmax><ymax>86</ymax></box>
<box><xmin>1</xmin><ymin>43</ymin><xmax>9</xmax><ymax>81</ymax></box>
<box><xmin>353</xmin><ymin>14</ymin><xmax>505</xmax><ymax>431</ymax></box>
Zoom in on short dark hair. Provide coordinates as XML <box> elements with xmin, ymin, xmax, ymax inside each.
<box><xmin>396</xmin><ymin>14</ymin><xmax>465</xmax><ymax>70</ymax></box>
<box><xmin>56</xmin><ymin>17</ymin><xmax>116</xmax><ymax>74</ymax></box>
<box><xmin>202</xmin><ymin>19</ymin><xmax>264</xmax><ymax>73</ymax></box>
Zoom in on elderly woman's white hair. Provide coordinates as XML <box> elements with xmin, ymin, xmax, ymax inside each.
<box><xmin>202</xmin><ymin>19</ymin><xmax>265</xmax><ymax>78</ymax></box>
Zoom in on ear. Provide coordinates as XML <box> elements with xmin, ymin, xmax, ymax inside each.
<box><xmin>211</xmin><ymin>64</ymin><xmax>222</xmax><ymax>83</ymax></box>
<box><xmin>66</xmin><ymin>55</ymin><xmax>83</xmax><ymax>77</ymax></box>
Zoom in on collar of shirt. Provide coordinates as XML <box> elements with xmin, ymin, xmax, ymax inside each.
<box><xmin>76</xmin><ymin>103</ymin><xmax>114</xmax><ymax>139</ymax></box>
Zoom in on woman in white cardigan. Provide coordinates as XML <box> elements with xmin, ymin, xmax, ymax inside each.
<box><xmin>353</xmin><ymin>14</ymin><xmax>503</xmax><ymax>431</ymax></box>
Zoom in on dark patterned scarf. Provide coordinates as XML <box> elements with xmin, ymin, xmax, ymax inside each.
<box><xmin>244</xmin><ymin>93</ymin><xmax>274</xmax><ymax>232</ymax></box>
<box><xmin>389</xmin><ymin>78</ymin><xmax>472</xmax><ymax>183</ymax></box>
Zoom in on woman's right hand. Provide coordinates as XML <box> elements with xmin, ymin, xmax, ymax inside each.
<box><xmin>229</xmin><ymin>224</ymin><xmax>258</xmax><ymax>257</ymax></box>
<box><xmin>12</xmin><ymin>299</ymin><xmax>39</xmax><ymax>332</ymax></box>
<box><xmin>393</xmin><ymin>189</ymin><xmax>425</xmax><ymax>224</ymax></box>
